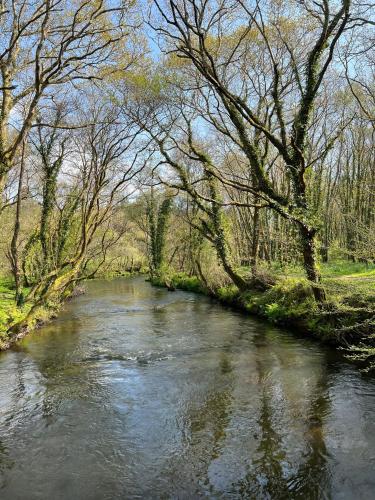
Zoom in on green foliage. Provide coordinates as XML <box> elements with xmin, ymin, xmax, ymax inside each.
<box><xmin>216</xmin><ymin>285</ymin><xmax>240</xmax><ymax>303</ymax></box>
<box><xmin>344</xmin><ymin>330</ymin><xmax>375</xmax><ymax>372</ymax></box>
<box><xmin>119</xmin><ymin>66</ymin><xmax>182</xmax><ymax>109</ymax></box>
<box><xmin>254</xmin><ymin>278</ymin><xmax>316</xmax><ymax>322</ymax></box>
<box><xmin>0</xmin><ymin>277</ymin><xmax>32</xmax><ymax>347</ymax></box>
<box><xmin>124</xmin><ymin>70</ymin><xmax>168</xmax><ymax>100</ymax></box>
<box><xmin>171</xmin><ymin>273</ymin><xmax>204</xmax><ymax>293</ymax></box>
<box><xmin>151</xmin><ymin>271</ymin><xmax>204</xmax><ymax>293</ymax></box>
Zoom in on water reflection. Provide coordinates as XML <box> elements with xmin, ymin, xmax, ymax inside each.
<box><xmin>231</xmin><ymin>334</ymin><xmax>333</xmax><ymax>498</ymax></box>
<box><xmin>291</xmin><ymin>369</ymin><xmax>332</xmax><ymax>497</ymax></box>
<box><xmin>0</xmin><ymin>277</ymin><xmax>374</xmax><ymax>499</ymax></box>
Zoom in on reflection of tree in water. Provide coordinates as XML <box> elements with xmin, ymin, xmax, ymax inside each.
<box><xmin>0</xmin><ymin>439</ymin><xmax>15</xmax><ymax>489</ymax></box>
<box><xmin>15</xmin><ymin>317</ymin><xmax>102</xmax><ymax>426</ymax></box>
<box><xmin>0</xmin><ymin>355</ymin><xmax>27</xmax><ymax>482</ymax></box>
<box><xmin>234</xmin><ymin>352</ymin><xmax>291</xmax><ymax>498</ymax></box>
<box><xmin>233</xmin><ymin>334</ymin><xmax>334</xmax><ymax>498</ymax></box>
<box><xmin>0</xmin><ymin>355</ymin><xmax>27</xmax><ymax>430</ymax></box>
<box><xmin>289</xmin><ymin>373</ymin><xmax>332</xmax><ymax>498</ymax></box>
<box><xmin>161</xmin><ymin>350</ymin><xmax>235</xmax><ymax>497</ymax></box>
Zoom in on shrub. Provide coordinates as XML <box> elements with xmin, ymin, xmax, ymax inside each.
<box><xmin>171</xmin><ymin>273</ymin><xmax>203</xmax><ymax>293</ymax></box>
<box><xmin>216</xmin><ymin>285</ymin><xmax>240</xmax><ymax>303</ymax></box>
<box><xmin>246</xmin><ymin>278</ymin><xmax>317</xmax><ymax>323</ymax></box>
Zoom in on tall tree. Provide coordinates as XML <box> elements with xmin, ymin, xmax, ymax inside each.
<box><xmin>151</xmin><ymin>0</ymin><xmax>354</xmax><ymax>301</ymax></box>
<box><xmin>0</xmin><ymin>0</ymin><xmax>137</xmax><ymax>208</ymax></box>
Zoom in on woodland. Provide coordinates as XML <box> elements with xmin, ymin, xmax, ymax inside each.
<box><xmin>0</xmin><ymin>0</ymin><xmax>374</xmax><ymax>368</ymax></box>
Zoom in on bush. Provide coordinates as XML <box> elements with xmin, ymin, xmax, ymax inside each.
<box><xmin>245</xmin><ymin>278</ymin><xmax>317</xmax><ymax>323</ymax></box>
<box><xmin>216</xmin><ymin>285</ymin><xmax>240</xmax><ymax>303</ymax></box>
<box><xmin>150</xmin><ymin>271</ymin><xmax>204</xmax><ymax>293</ymax></box>
<box><xmin>171</xmin><ymin>273</ymin><xmax>203</xmax><ymax>293</ymax></box>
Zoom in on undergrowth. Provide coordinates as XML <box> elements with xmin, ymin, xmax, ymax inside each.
<box><xmin>0</xmin><ymin>278</ymin><xmax>32</xmax><ymax>348</ymax></box>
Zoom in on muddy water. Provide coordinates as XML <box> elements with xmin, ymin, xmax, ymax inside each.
<box><xmin>0</xmin><ymin>277</ymin><xmax>374</xmax><ymax>499</ymax></box>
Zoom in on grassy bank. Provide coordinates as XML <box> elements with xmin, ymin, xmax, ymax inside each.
<box><xmin>0</xmin><ymin>276</ymin><xmax>72</xmax><ymax>350</ymax></box>
<box><xmin>151</xmin><ymin>262</ymin><xmax>375</xmax><ymax>371</ymax></box>
<box><xmin>0</xmin><ymin>278</ymin><xmax>33</xmax><ymax>350</ymax></box>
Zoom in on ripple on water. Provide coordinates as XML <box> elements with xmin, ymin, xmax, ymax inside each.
<box><xmin>0</xmin><ymin>276</ymin><xmax>374</xmax><ymax>499</ymax></box>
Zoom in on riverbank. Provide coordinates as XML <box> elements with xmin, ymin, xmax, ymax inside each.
<box><xmin>0</xmin><ymin>276</ymin><xmax>70</xmax><ymax>351</ymax></box>
<box><xmin>2</xmin><ymin>265</ymin><xmax>374</xmax><ymax>368</ymax></box>
<box><xmin>0</xmin><ymin>278</ymin><xmax>30</xmax><ymax>349</ymax></box>
<box><xmin>151</xmin><ymin>263</ymin><xmax>375</xmax><ymax>371</ymax></box>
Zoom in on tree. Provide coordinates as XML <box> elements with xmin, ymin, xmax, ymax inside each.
<box><xmin>147</xmin><ymin>188</ymin><xmax>173</xmax><ymax>277</ymax></box>
<box><xmin>10</xmin><ymin>101</ymin><xmax>146</xmax><ymax>331</ymax></box>
<box><xmin>0</xmin><ymin>0</ymin><xmax>137</xmax><ymax>208</ymax></box>
<box><xmin>151</xmin><ymin>0</ymin><xmax>355</xmax><ymax>301</ymax></box>
<box><xmin>6</xmin><ymin>141</ymin><xmax>26</xmax><ymax>305</ymax></box>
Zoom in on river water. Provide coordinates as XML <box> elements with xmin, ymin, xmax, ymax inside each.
<box><xmin>0</xmin><ymin>277</ymin><xmax>374</xmax><ymax>499</ymax></box>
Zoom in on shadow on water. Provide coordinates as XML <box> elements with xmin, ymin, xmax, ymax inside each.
<box><xmin>231</xmin><ymin>331</ymin><xmax>334</xmax><ymax>499</ymax></box>
<box><xmin>0</xmin><ymin>277</ymin><xmax>374</xmax><ymax>499</ymax></box>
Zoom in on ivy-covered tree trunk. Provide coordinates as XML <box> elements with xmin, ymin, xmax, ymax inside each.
<box><xmin>206</xmin><ymin>170</ymin><xmax>248</xmax><ymax>291</ymax></box>
<box><xmin>250</xmin><ymin>200</ymin><xmax>261</xmax><ymax>278</ymax></box>
<box><xmin>147</xmin><ymin>192</ymin><xmax>172</xmax><ymax>277</ymax></box>
<box><xmin>40</xmin><ymin>165</ymin><xmax>59</xmax><ymax>271</ymax></box>
<box><xmin>0</xmin><ymin>168</ymin><xmax>6</xmax><ymax>212</ymax></box>
<box><xmin>55</xmin><ymin>192</ymin><xmax>80</xmax><ymax>267</ymax></box>
<box><xmin>9</xmin><ymin>257</ymin><xmax>85</xmax><ymax>337</ymax></box>
<box><xmin>154</xmin><ymin>197</ymin><xmax>172</xmax><ymax>271</ymax></box>
<box><xmin>298</xmin><ymin>224</ymin><xmax>326</xmax><ymax>302</ymax></box>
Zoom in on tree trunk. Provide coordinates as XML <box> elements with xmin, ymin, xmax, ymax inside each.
<box><xmin>221</xmin><ymin>257</ymin><xmax>248</xmax><ymax>291</ymax></box>
<box><xmin>0</xmin><ymin>168</ymin><xmax>8</xmax><ymax>212</ymax></box>
<box><xmin>210</xmin><ymin>220</ymin><xmax>248</xmax><ymax>291</ymax></box>
<box><xmin>299</xmin><ymin>224</ymin><xmax>326</xmax><ymax>302</ymax></box>
<box><xmin>250</xmin><ymin>203</ymin><xmax>260</xmax><ymax>277</ymax></box>
<box><xmin>9</xmin><ymin>143</ymin><xmax>26</xmax><ymax>306</ymax></box>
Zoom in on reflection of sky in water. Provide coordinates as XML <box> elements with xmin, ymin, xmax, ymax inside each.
<box><xmin>0</xmin><ymin>277</ymin><xmax>375</xmax><ymax>499</ymax></box>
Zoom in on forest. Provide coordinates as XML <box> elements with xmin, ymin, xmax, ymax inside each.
<box><xmin>1</xmin><ymin>1</ymin><xmax>375</xmax><ymax>498</ymax></box>
<box><xmin>0</xmin><ymin>0</ymin><xmax>374</xmax><ymax>368</ymax></box>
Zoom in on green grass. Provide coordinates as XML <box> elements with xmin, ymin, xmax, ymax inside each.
<box><xmin>321</xmin><ymin>262</ymin><xmax>374</xmax><ymax>309</ymax></box>
<box><xmin>321</xmin><ymin>261</ymin><xmax>375</xmax><ymax>278</ymax></box>
<box><xmin>266</xmin><ymin>260</ymin><xmax>375</xmax><ymax>279</ymax></box>
<box><xmin>0</xmin><ymin>277</ymin><xmax>31</xmax><ymax>348</ymax></box>
<box><xmin>251</xmin><ymin>260</ymin><xmax>375</xmax><ymax>305</ymax></box>
<box><xmin>151</xmin><ymin>272</ymin><xmax>204</xmax><ymax>293</ymax></box>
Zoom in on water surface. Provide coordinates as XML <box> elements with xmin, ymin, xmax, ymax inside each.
<box><xmin>0</xmin><ymin>277</ymin><xmax>374</xmax><ymax>499</ymax></box>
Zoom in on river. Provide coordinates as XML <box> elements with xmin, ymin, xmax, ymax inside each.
<box><xmin>0</xmin><ymin>277</ymin><xmax>374</xmax><ymax>499</ymax></box>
